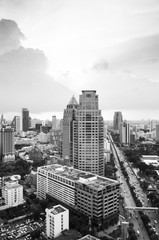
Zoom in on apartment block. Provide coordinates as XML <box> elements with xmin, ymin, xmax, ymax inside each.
<box><xmin>45</xmin><ymin>205</ymin><xmax>69</xmax><ymax>239</ymax></box>
<box><xmin>2</xmin><ymin>181</ymin><xmax>24</xmax><ymax>207</ymax></box>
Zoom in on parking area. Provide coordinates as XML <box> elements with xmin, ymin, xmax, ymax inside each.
<box><xmin>0</xmin><ymin>218</ymin><xmax>44</xmax><ymax>239</ymax></box>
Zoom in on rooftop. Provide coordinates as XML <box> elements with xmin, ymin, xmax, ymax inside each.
<box><xmin>79</xmin><ymin>235</ymin><xmax>100</xmax><ymax>240</ymax></box>
<box><xmin>68</xmin><ymin>95</ymin><xmax>78</xmax><ymax>105</ymax></box>
<box><xmin>48</xmin><ymin>205</ymin><xmax>67</xmax><ymax>215</ymax></box>
<box><xmin>141</xmin><ymin>155</ymin><xmax>159</xmax><ymax>158</ymax></box>
<box><xmin>38</xmin><ymin>164</ymin><xmax>119</xmax><ymax>190</ymax></box>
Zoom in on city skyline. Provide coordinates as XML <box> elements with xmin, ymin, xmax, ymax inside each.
<box><xmin>1</xmin><ymin>0</ymin><xmax>159</xmax><ymax>120</ymax></box>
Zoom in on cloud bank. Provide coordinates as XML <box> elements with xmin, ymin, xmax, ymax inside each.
<box><xmin>0</xmin><ymin>19</ymin><xmax>72</xmax><ymax>113</ymax></box>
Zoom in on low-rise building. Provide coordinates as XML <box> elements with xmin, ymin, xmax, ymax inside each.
<box><xmin>45</xmin><ymin>204</ymin><xmax>69</xmax><ymax>239</ymax></box>
<box><xmin>2</xmin><ymin>181</ymin><xmax>24</xmax><ymax>207</ymax></box>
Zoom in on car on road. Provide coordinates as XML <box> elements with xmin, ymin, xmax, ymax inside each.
<box><xmin>137</xmin><ymin>230</ymin><xmax>140</xmax><ymax>236</ymax></box>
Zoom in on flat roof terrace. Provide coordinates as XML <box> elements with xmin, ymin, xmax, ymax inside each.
<box><xmin>51</xmin><ymin>205</ymin><xmax>66</xmax><ymax>215</ymax></box>
<box><xmin>38</xmin><ymin>165</ymin><xmax>119</xmax><ymax>190</ymax></box>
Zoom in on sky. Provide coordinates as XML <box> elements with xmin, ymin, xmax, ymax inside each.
<box><xmin>1</xmin><ymin>0</ymin><xmax>159</xmax><ymax>120</ymax></box>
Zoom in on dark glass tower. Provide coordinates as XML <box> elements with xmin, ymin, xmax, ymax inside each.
<box><xmin>22</xmin><ymin>108</ymin><xmax>29</xmax><ymax>132</ymax></box>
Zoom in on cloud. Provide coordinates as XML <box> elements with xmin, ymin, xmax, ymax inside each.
<box><xmin>0</xmin><ymin>19</ymin><xmax>72</xmax><ymax>113</ymax></box>
<box><xmin>0</xmin><ymin>18</ymin><xmax>25</xmax><ymax>55</ymax></box>
<box><xmin>109</xmin><ymin>33</ymin><xmax>159</xmax><ymax>69</ymax></box>
<box><xmin>92</xmin><ymin>59</ymin><xmax>109</xmax><ymax>71</ymax></box>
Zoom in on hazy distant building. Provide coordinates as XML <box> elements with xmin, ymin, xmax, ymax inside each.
<box><xmin>156</xmin><ymin>125</ymin><xmax>159</xmax><ymax>142</ymax></box>
<box><xmin>119</xmin><ymin>121</ymin><xmax>130</xmax><ymax>144</ymax></box>
<box><xmin>0</xmin><ymin>127</ymin><xmax>15</xmax><ymax>163</ymax></box>
<box><xmin>150</xmin><ymin>120</ymin><xmax>156</xmax><ymax>131</ymax></box>
<box><xmin>73</xmin><ymin>90</ymin><xmax>104</xmax><ymax>176</ymax></box>
<box><xmin>40</xmin><ymin>125</ymin><xmax>51</xmax><ymax>134</ymax></box>
<box><xmin>52</xmin><ymin>115</ymin><xmax>57</xmax><ymax>130</ymax></box>
<box><xmin>35</xmin><ymin>123</ymin><xmax>42</xmax><ymax>132</ymax></box>
<box><xmin>22</xmin><ymin>108</ymin><xmax>29</xmax><ymax>132</ymax></box>
<box><xmin>113</xmin><ymin>111</ymin><xmax>123</xmax><ymax>132</ymax></box>
<box><xmin>62</xmin><ymin>95</ymin><xmax>78</xmax><ymax>163</ymax></box>
<box><xmin>12</xmin><ymin>116</ymin><xmax>21</xmax><ymax>133</ymax></box>
<box><xmin>45</xmin><ymin>205</ymin><xmax>69</xmax><ymax>239</ymax></box>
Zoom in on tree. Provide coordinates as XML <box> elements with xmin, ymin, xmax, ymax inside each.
<box><xmin>128</xmin><ymin>227</ymin><xmax>136</xmax><ymax>236</ymax></box>
<box><xmin>129</xmin><ymin>234</ymin><xmax>137</xmax><ymax>240</ymax></box>
<box><xmin>8</xmin><ymin>209</ymin><xmax>14</xmax><ymax>219</ymax></box>
<box><xmin>150</xmin><ymin>234</ymin><xmax>159</xmax><ymax>240</ymax></box>
<box><xmin>141</xmin><ymin>214</ymin><xmax>150</xmax><ymax>225</ymax></box>
<box><xmin>0</xmin><ymin>210</ymin><xmax>7</xmax><ymax>219</ymax></box>
<box><xmin>129</xmin><ymin>222</ymin><xmax>134</xmax><ymax>228</ymax></box>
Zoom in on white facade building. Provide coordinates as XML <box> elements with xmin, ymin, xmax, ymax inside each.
<box><xmin>119</xmin><ymin>121</ymin><xmax>130</xmax><ymax>144</ymax></box>
<box><xmin>2</xmin><ymin>181</ymin><xmax>24</xmax><ymax>207</ymax></box>
<box><xmin>45</xmin><ymin>205</ymin><xmax>69</xmax><ymax>239</ymax></box>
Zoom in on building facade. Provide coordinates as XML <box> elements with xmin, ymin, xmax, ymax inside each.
<box><xmin>62</xmin><ymin>95</ymin><xmax>78</xmax><ymax>163</ymax></box>
<box><xmin>52</xmin><ymin>115</ymin><xmax>57</xmax><ymax>130</ymax></box>
<box><xmin>37</xmin><ymin>164</ymin><xmax>120</xmax><ymax>228</ymax></box>
<box><xmin>22</xmin><ymin>108</ymin><xmax>29</xmax><ymax>132</ymax></box>
<box><xmin>0</xmin><ymin>127</ymin><xmax>15</xmax><ymax>162</ymax></box>
<box><xmin>73</xmin><ymin>90</ymin><xmax>104</xmax><ymax>176</ymax></box>
<box><xmin>2</xmin><ymin>181</ymin><xmax>23</xmax><ymax>207</ymax></box>
<box><xmin>45</xmin><ymin>205</ymin><xmax>69</xmax><ymax>239</ymax></box>
<box><xmin>156</xmin><ymin>124</ymin><xmax>159</xmax><ymax>142</ymax></box>
<box><xmin>113</xmin><ymin>111</ymin><xmax>123</xmax><ymax>132</ymax></box>
<box><xmin>11</xmin><ymin>116</ymin><xmax>21</xmax><ymax>133</ymax></box>
<box><xmin>119</xmin><ymin>121</ymin><xmax>130</xmax><ymax>144</ymax></box>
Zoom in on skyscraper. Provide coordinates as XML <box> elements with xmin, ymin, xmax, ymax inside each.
<box><xmin>119</xmin><ymin>121</ymin><xmax>130</xmax><ymax>144</ymax></box>
<box><xmin>52</xmin><ymin>115</ymin><xmax>57</xmax><ymax>130</ymax></box>
<box><xmin>156</xmin><ymin>125</ymin><xmax>159</xmax><ymax>142</ymax></box>
<box><xmin>0</xmin><ymin>127</ymin><xmax>15</xmax><ymax>163</ymax></box>
<box><xmin>113</xmin><ymin>111</ymin><xmax>123</xmax><ymax>132</ymax></box>
<box><xmin>62</xmin><ymin>95</ymin><xmax>78</xmax><ymax>163</ymax></box>
<box><xmin>12</xmin><ymin>116</ymin><xmax>21</xmax><ymax>133</ymax></box>
<box><xmin>73</xmin><ymin>90</ymin><xmax>104</xmax><ymax>176</ymax></box>
<box><xmin>22</xmin><ymin>108</ymin><xmax>29</xmax><ymax>132</ymax></box>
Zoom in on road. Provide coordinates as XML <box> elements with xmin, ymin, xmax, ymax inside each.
<box><xmin>108</xmin><ymin>133</ymin><xmax>150</xmax><ymax>240</ymax></box>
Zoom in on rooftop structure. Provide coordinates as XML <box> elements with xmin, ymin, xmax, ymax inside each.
<box><xmin>141</xmin><ymin>155</ymin><xmax>159</xmax><ymax>160</ymax></box>
<box><xmin>38</xmin><ymin>164</ymin><xmax>117</xmax><ymax>190</ymax></box>
<box><xmin>51</xmin><ymin>205</ymin><xmax>66</xmax><ymax>215</ymax></box>
<box><xmin>79</xmin><ymin>235</ymin><xmax>100</xmax><ymax>240</ymax></box>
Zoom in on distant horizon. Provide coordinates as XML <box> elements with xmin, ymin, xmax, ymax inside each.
<box><xmin>2</xmin><ymin>109</ymin><xmax>159</xmax><ymax>122</ymax></box>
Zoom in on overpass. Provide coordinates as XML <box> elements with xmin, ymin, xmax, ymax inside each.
<box><xmin>125</xmin><ymin>206</ymin><xmax>158</xmax><ymax>211</ymax></box>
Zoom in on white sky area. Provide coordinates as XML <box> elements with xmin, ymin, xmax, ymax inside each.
<box><xmin>1</xmin><ymin>0</ymin><xmax>159</xmax><ymax>120</ymax></box>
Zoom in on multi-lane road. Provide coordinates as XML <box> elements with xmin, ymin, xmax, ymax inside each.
<box><xmin>107</xmin><ymin>132</ymin><xmax>152</xmax><ymax>239</ymax></box>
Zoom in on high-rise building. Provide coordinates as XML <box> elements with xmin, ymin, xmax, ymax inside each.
<box><xmin>11</xmin><ymin>116</ymin><xmax>21</xmax><ymax>133</ymax></box>
<box><xmin>0</xmin><ymin>127</ymin><xmax>15</xmax><ymax>163</ymax></box>
<box><xmin>45</xmin><ymin>205</ymin><xmax>69</xmax><ymax>239</ymax></box>
<box><xmin>52</xmin><ymin>115</ymin><xmax>57</xmax><ymax>130</ymax></box>
<box><xmin>119</xmin><ymin>121</ymin><xmax>130</xmax><ymax>144</ymax></box>
<box><xmin>113</xmin><ymin>111</ymin><xmax>123</xmax><ymax>132</ymax></box>
<box><xmin>73</xmin><ymin>90</ymin><xmax>104</xmax><ymax>176</ymax></box>
<box><xmin>62</xmin><ymin>95</ymin><xmax>78</xmax><ymax>162</ymax></box>
<box><xmin>22</xmin><ymin>108</ymin><xmax>29</xmax><ymax>132</ymax></box>
<box><xmin>37</xmin><ymin>164</ymin><xmax>120</xmax><ymax>228</ymax></box>
<box><xmin>156</xmin><ymin>125</ymin><xmax>159</xmax><ymax>142</ymax></box>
